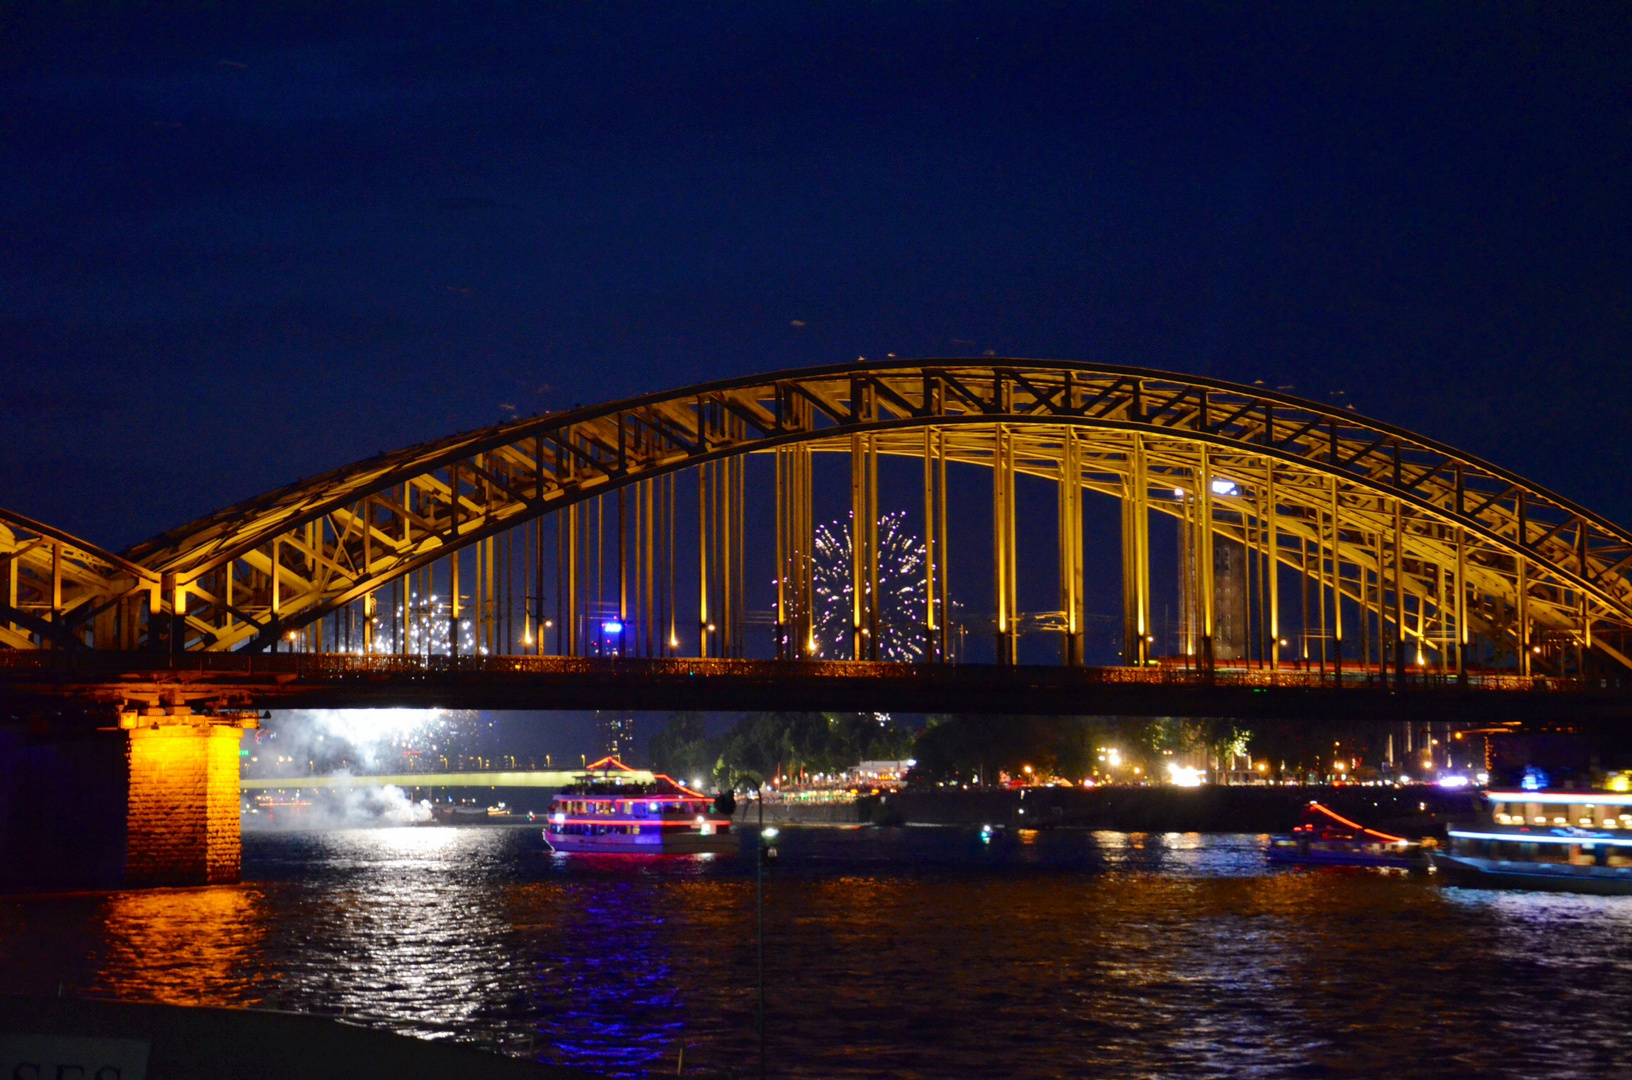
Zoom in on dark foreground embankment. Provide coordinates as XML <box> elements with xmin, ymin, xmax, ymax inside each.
<box><xmin>841</xmin><ymin>785</ymin><xmax>1478</xmax><ymax>837</ymax></box>
<box><xmin>0</xmin><ymin>995</ymin><xmax>596</xmax><ymax>1080</ymax></box>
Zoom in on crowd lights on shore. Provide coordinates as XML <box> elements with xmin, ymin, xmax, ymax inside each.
<box><xmin>1166</xmin><ymin>763</ymin><xmax>1205</xmax><ymax>787</ymax></box>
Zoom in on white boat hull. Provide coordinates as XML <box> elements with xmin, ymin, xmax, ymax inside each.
<box><xmin>544</xmin><ymin>828</ymin><xmax>740</xmax><ymax>855</ymax></box>
<box><xmin>1433</xmin><ymin>851</ymin><xmax>1632</xmax><ymax>895</ymax></box>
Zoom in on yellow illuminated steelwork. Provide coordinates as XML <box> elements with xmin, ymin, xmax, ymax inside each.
<box><xmin>1</xmin><ymin>359</ymin><xmax>1629</xmax><ymax>682</ymax></box>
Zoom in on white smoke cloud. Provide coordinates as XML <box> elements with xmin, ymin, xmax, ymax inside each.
<box><xmin>243</xmin><ymin>709</ymin><xmax>473</xmax><ymax>830</ymax></box>
<box><xmin>244</xmin><ymin>770</ymin><xmax>434</xmax><ymax>830</ymax></box>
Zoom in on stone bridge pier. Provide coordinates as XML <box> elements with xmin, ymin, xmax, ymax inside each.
<box><xmin>120</xmin><ymin>708</ymin><xmax>255</xmax><ymax>887</ymax></box>
<box><xmin>0</xmin><ymin>707</ymin><xmax>254</xmax><ymax>890</ymax></box>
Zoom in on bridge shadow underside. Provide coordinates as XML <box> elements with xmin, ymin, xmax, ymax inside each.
<box><xmin>2</xmin><ymin>654</ymin><xmax>1629</xmax><ymax>726</ymax></box>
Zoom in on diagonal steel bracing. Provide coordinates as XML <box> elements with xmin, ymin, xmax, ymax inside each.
<box><xmin>1</xmin><ymin>360</ymin><xmax>1628</xmax><ymax>677</ymax></box>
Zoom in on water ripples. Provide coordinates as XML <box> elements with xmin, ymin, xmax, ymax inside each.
<box><xmin>4</xmin><ymin>826</ymin><xmax>1632</xmax><ymax>1077</ymax></box>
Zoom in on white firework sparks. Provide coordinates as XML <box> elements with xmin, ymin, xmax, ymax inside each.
<box><xmin>335</xmin><ymin>590</ymin><xmax>480</xmax><ymax>655</ymax></box>
<box><xmin>253</xmin><ymin>707</ymin><xmax>476</xmax><ymax>774</ymax></box>
<box><xmin>809</xmin><ymin>511</ymin><xmax>927</xmax><ymax>661</ymax></box>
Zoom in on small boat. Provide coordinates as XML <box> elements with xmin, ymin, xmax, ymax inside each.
<box><xmin>1266</xmin><ymin>801</ymin><xmax>1429</xmax><ymax>869</ymax></box>
<box><xmin>544</xmin><ymin>756</ymin><xmax>737</xmax><ymax>855</ymax></box>
<box><xmin>1434</xmin><ymin>789</ymin><xmax>1632</xmax><ymax>894</ymax></box>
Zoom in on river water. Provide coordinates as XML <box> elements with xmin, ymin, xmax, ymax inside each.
<box><xmin>3</xmin><ymin>825</ymin><xmax>1632</xmax><ymax>1078</ymax></box>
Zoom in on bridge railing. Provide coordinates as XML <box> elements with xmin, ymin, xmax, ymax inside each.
<box><xmin>0</xmin><ymin>648</ymin><xmax>1580</xmax><ymax>693</ymax></box>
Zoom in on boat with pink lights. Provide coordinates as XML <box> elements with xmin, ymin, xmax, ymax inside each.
<box><xmin>543</xmin><ymin>756</ymin><xmax>737</xmax><ymax>855</ymax></box>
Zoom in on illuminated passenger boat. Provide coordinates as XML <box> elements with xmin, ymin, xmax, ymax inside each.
<box><xmin>1265</xmin><ymin>801</ymin><xmax>1428</xmax><ymax>869</ymax></box>
<box><xmin>544</xmin><ymin>756</ymin><xmax>736</xmax><ymax>855</ymax></box>
<box><xmin>1434</xmin><ymin>790</ymin><xmax>1632</xmax><ymax>894</ymax></box>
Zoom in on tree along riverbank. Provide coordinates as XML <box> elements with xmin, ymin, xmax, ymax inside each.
<box><xmin>739</xmin><ymin>785</ymin><xmax>1480</xmax><ymax>837</ymax></box>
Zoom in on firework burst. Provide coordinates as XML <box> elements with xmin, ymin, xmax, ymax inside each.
<box><xmin>331</xmin><ymin>590</ymin><xmax>481</xmax><ymax>655</ymax></box>
<box><xmin>810</xmin><ymin>511</ymin><xmax>927</xmax><ymax>661</ymax></box>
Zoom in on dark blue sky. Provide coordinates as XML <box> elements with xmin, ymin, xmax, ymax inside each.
<box><xmin>4</xmin><ymin>2</ymin><xmax>1630</xmax><ymax>550</ymax></box>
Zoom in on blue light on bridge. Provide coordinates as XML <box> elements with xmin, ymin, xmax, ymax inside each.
<box><xmin>602</xmin><ymin>621</ymin><xmax>624</xmax><ymax>636</ymax></box>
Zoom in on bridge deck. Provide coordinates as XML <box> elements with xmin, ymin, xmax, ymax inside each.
<box><xmin>2</xmin><ymin>653</ymin><xmax>1627</xmax><ymax>725</ymax></box>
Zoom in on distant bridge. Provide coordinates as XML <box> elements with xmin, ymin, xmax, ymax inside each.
<box><xmin>240</xmin><ymin>769</ymin><xmax>654</xmax><ymax>790</ymax></box>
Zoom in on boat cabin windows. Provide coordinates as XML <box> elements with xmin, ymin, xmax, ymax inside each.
<box><xmin>1491</xmin><ymin>800</ymin><xmax>1632</xmax><ymax>830</ymax></box>
<box><xmin>1456</xmin><ymin>836</ymin><xmax>1632</xmax><ymax>868</ymax></box>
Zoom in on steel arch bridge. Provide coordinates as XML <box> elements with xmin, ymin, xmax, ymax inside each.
<box><xmin>5</xmin><ymin>359</ymin><xmax>1632</xmax><ymax>710</ymax></box>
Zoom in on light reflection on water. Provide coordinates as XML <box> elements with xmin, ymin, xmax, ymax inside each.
<box><xmin>3</xmin><ymin>826</ymin><xmax>1632</xmax><ymax>1078</ymax></box>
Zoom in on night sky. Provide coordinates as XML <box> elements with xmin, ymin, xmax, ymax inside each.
<box><xmin>5</xmin><ymin>2</ymin><xmax>1631</xmax><ymax>554</ymax></box>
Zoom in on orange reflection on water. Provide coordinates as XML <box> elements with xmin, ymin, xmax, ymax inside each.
<box><xmin>88</xmin><ymin>885</ymin><xmax>270</xmax><ymax>1006</ymax></box>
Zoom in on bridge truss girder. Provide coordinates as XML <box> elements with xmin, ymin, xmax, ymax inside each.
<box><xmin>2</xmin><ymin>360</ymin><xmax>1629</xmax><ymax>673</ymax></box>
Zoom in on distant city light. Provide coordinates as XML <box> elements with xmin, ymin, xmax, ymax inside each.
<box><xmin>1209</xmin><ymin>478</ymin><xmax>1239</xmax><ymax>497</ymax></box>
<box><xmin>1167</xmin><ymin>763</ymin><xmax>1205</xmax><ymax>787</ymax></box>
<box><xmin>1438</xmin><ymin>775</ymin><xmax>1471</xmax><ymax>789</ymax></box>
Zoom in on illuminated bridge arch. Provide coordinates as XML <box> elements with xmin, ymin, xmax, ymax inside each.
<box><xmin>7</xmin><ymin>360</ymin><xmax>1632</xmax><ymax>679</ymax></box>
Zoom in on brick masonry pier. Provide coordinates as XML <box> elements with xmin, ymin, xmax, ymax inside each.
<box><xmin>123</xmin><ymin>714</ymin><xmax>249</xmax><ymax>886</ymax></box>
<box><xmin>0</xmin><ymin>709</ymin><xmax>254</xmax><ymax>891</ymax></box>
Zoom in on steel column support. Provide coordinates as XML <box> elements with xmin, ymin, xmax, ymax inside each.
<box><xmin>1132</xmin><ymin>435</ymin><xmax>1151</xmax><ymax>665</ymax></box>
<box><xmin>1120</xmin><ymin>479</ymin><xmax>1137</xmax><ymax>664</ymax></box>
<box><xmin>935</xmin><ymin>430</ymin><xmax>949</xmax><ymax>662</ymax></box>
<box><xmin>719</xmin><ymin>448</ymin><xmax>733</xmax><ymax>658</ymax></box>
<box><xmin>617</xmin><ymin>485</ymin><xmax>628</xmax><ymax>657</ymax></box>
<box><xmin>1197</xmin><ymin>445</ymin><xmax>1215</xmax><ymax>673</ymax></box>
<box><xmin>1456</xmin><ymin>524</ymin><xmax>1467</xmax><ymax>682</ymax></box>
<box><xmin>850</xmin><ymin>434</ymin><xmax>867</xmax><ymax>660</ymax></box>
<box><xmin>789</xmin><ymin>441</ymin><xmax>813</xmax><ymax>657</ymax></box>
<box><xmin>698</xmin><ymin>462</ymin><xmax>710</xmax><ymax>658</ymax></box>
<box><xmin>448</xmin><ymin>550</ymin><xmax>460</xmax><ymax>657</ymax></box>
<box><xmin>644</xmin><ymin>478</ymin><xmax>656</xmax><ymax>656</ymax></box>
<box><xmin>1576</xmin><ymin>523</ymin><xmax>1589</xmax><ymax>675</ymax></box>
<box><xmin>783</xmin><ymin>447</ymin><xmax>796</xmax><ymax>659</ymax></box>
<box><xmin>1266</xmin><ymin>463</ymin><xmax>1280</xmax><ymax>669</ymax></box>
<box><xmin>922</xmin><ymin>428</ymin><xmax>942</xmax><ymax>662</ymax></box>
<box><xmin>565</xmin><ymin>502</ymin><xmax>578</xmax><ymax>657</ymax></box>
<box><xmin>1059</xmin><ymin>427</ymin><xmax>1084</xmax><ymax>666</ymax></box>
<box><xmin>1120</xmin><ymin>434</ymin><xmax>1151</xmax><ymax>666</ymax></box>
<box><xmin>1518</xmin><ymin>552</ymin><xmax>1531</xmax><ymax>677</ymax></box>
<box><xmin>473</xmin><ymin>530</ymin><xmax>483</xmax><ymax>653</ymax></box>
<box><xmin>993</xmin><ymin>424</ymin><xmax>1018</xmax><ymax>664</ymax></box>
<box><xmin>867</xmin><ymin>434</ymin><xmax>879</xmax><ymax>660</ymax></box>
<box><xmin>1315</xmin><ymin>505</ymin><xmax>1328</xmax><ymax>674</ymax></box>
<box><xmin>663</xmin><ymin>474</ymin><xmax>676</xmax><ymax>656</ymax></box>
<box><xmin>1298</xmin><ymin>533</ymin><xmax>1309</xmax><ymax>670</ymax></box>
<box><xmin>737</xmin><ymin>445</ymin><xmax>748</xmax><ymax>658</ymax></box>
<box><xmin>1330</xmin><ymin>476</ymin><xmax>1342</xmax><ymax>678</ymax></box>
<box><xmin>1393</xmin><ymin>497</ymin><xmax>1405</xmax><ymax>686</ymax></box>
